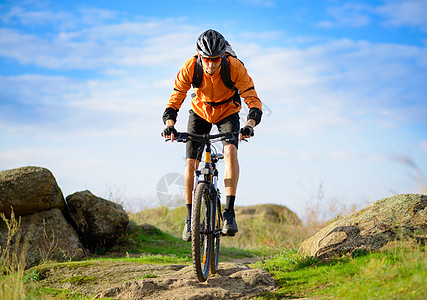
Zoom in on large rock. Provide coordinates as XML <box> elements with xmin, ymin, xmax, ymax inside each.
<box><xmin>0</xmin><ymin>208</ymin><xmax>85</xmax><ymax>268</ymax></box>
<box><xmin>298</xmin><ymin>194</ymin><xmax>427</xmax><ymax>260</ymax></box>
<box><xmin>66</xmin><ymin>190</ymin><xmax>129</xmax><ymax>251</ymax></box>
<box><xmin>0</xmin><ymin>166</ymin><xmax>66</xmax><ymax>217</ymax></box>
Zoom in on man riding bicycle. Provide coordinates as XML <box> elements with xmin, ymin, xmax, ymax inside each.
<box><xmin>162</xmin><ymin>29</ymin><xmax>262</xmax><ymax>241</ymax></box>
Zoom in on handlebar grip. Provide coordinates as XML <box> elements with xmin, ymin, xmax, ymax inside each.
<box><xmin>163</xmin><ymin>132</ymin><xmax>190</xmax><ymax>143</ymax></box>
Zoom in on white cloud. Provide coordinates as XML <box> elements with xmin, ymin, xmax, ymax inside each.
<box><xmin>377</xmin><ymin>0</ymin><xmax>427</xmax><ymax>31</ymax></box>
<box><xmin>1</xmin><ymin>3</ymin><xmax>117</xmax><ymax>29</ymax></box>
<box><xmin>249</xmin><ymin>38</ymin><xmax>427</xmax><ymax>129</ymax></box>
<box><xmin>240</xmin><ymin>31</ymin><xmax>285</xmax><ymax>41</ymax></box>
<box><xmin>236</xmin><ymin>0</ymin><xmax>277</xmax><ymax>7</ymax></box>
<box><xmin>0</xmin><ymin>4</ymin><xmax>198</xmax><ymax>70</ymax></box>
<box><xmin>1</xmin><ymin>5</ymin><xmax>74</xmax><ymax>28</ymax></box>
<box><xmin>0</xmin><ymin>26</ymin><xmax>196</xmax><ymax>70</ymax></box>
<box><xmin>76</xmin><ymin>6</ymin><xmax>118</xmax><ymax>26</ymax></box>
<box><xmin>0</xmin><ymin>74</ymin><xmax>84</xmax><ymax>105</ymax></box>
<box><xmin>317</xmin><ymin>3</ymin><xmax>372</xmax><ymax>28</ymax></box>
<box><xmin>326</xmin><ymin>151</ymin><xmax>388</xmax><ymax>163</ymax></box>
<box><xmin>420</xmin><ymin>141</ymin><xmax>427</xmax><ymax>151</ymax></box>
<box><xmin>246</xmin><ymin>143</ymin><xmax>389</xmax><ymax>164</ymax></box>
<box><xmin>0</xmin><ymin>73</ymin><xmax>168</xmax><ymax>139</ymax></box>
<box><xmin>0</xmin><ymin>148</ymin><xmax>71</xmax><ymax>169</ymax></box>
<box><xmin>317</xmin><ymin>0</ymin><xmax>427</xmax><ymax>32</ymax></box>
<box><xmin>316</xmin><ymin>20</ymin><xmax>334</xmax><ymax>29</ymax></box>
<box><xmin>1</xmin><ymin>1</ymin><xmax>426</xmax><ymax>210</ymax></box>
<box><xmin>3</xmin><ymin>24</ymin><xmax>426</xmax><ymax>139</ymax></box>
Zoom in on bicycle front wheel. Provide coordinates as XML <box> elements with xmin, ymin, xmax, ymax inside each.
<box><xmin>210</xmin><ymin>191</ymin><xmax>221</xmax><ymax>274</ymax></box>
<box><xmin>191</xmin><ymin>182</ymin><xmax>212</xmax><ymax>282</ymax></box>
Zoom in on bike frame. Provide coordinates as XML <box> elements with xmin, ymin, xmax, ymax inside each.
<box><xmin>166</xmin><ymin>131</ymin><xmax>239</xmax><ymax>281</ymax></box>
<box><xmin>193</xmin><ymin>136</ymin><xmax>222</xmax><ymax>237</ymax></box>
<box><xmin>176</xmin><ymin>131</ymin><xmax>236</xmax><ymax>204</ymax></box>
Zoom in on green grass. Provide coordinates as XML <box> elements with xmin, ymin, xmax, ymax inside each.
<box><xmin>254</xmin><ymin>241</ymin><xmax>427</xmax><ymax>299</ymax></box>
<box><xmin>111</xmin><ymin>221</ymin><xmax>192</xmax><ymax>258</ymax></box>
<box><xmin>93</xmin><ymin>253</ymin><xmax>191</xmax><ymax>264</ymax></box>
<box><xmin>110</xmin><ymin>220</ymin><xmax>260</xmax><ymax>262</ymax></box>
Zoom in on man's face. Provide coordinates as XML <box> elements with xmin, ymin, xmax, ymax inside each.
<box><xmin>201</xmin><ymin>56</ymin><xmax>222</xmax><ymax>75</ymax></box>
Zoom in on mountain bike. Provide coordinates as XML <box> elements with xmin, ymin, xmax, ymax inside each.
<box><xmin>168</xmin><ymin>131</ymin><xmax>241</xmax><ymax>282</ymax></box>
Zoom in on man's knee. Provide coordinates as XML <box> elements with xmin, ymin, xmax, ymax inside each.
<box><xmin>224</xmin><ymin>144</ymin><xmax>238</xmax><ymax>157</ymax></box>
<box><xmin>186</xmin><ymin>158</ymin><xmax>197</xmax><ymax>171</ymax></box>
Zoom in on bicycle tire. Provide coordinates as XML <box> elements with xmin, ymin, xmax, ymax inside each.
<box><xmin>210</xmin><ymin>192</ymin><xmax>221</xmax><ymax>274</ymax></box>
<box><xmin>192</xmin><ymin>182</ymin><xmax>212</xmax><ymax>282</ymax></box>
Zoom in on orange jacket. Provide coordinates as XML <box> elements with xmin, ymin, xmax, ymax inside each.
<box><xmin>166</xmin><ymin>55</ymin><xmax>262</xmax><ymax>124</ymax></box>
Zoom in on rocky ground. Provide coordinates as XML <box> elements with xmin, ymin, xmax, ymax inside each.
<box><xmin>32</xmin><ymin>259</ymin><xmax>276</xmax><ymax>299</ymax></box>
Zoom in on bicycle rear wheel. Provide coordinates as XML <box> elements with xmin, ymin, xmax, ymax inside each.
<box><xmin>192</xmin><ymin>182</ymin><xmax>212</xmax><ymax>282</ymax></box>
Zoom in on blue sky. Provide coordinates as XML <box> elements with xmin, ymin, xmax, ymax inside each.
<box><xmin>1</xmin><ymin>0</ymin><xmax>426</xmax><ymax>219</ymax></box>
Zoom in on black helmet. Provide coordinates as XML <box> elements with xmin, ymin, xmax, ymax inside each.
<box><xmin>196</xmin><ymin>29</ymin><xmax>226</xmax><ymax>57</ymax></box>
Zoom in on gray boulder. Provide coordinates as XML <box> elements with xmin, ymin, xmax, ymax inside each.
<box><xmin>298</xmin><ymin>194</ymin><xmax>427</xmax><ymax>260</ymax></box>
<box><xmin>0</xmin><ymin>166</ymin><xmax>66</xmax><ymax>217</ymax></box>
<box><xmin>0</xmin><ymin>208</ymin><xmax>85</xmax><ymax>268</ymax></box>
<box><xmin>66</xmin><ymin>190</ymin><xmax>129</xmax><ymax>251</ymax></box>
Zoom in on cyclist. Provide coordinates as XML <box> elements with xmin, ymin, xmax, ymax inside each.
<box><xmin>162</xmin><ymin>29</ymin><xmax>262</xmax><ymax>241</ymax></box>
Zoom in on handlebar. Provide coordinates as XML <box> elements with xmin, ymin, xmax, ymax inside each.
<box><xmin>162</xmin><ymin>131</ymin><xmax>245</xmax><ymax>143</ymax></box>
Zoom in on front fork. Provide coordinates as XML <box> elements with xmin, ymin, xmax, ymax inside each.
<box><xmin>194</xmin><ymin>166</ymin><xmax>221</xmax><ymax>235</ymax></box>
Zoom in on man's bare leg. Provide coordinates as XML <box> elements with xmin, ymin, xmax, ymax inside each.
<box><xmin>182</xmin><ymin>158</ymin><xmax>199</xmax><ymax>241</ymax></box>
<box><xmin>223</xmin><ymin>144</ymin><xmax>239</xmax><ymax>235</ymax></box>
<box><xmin>224</xmin><ymin>144</ymin><xmax>239</xmax><ymax>196</ymax></box>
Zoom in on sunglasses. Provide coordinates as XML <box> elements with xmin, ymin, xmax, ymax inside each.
<box><xmin>201</xmin><ymin>56</ymin><xmax>222</xmax><ymax>63</ymax></box>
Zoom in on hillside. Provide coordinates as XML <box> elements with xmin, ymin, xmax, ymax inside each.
<box><xmin>129</xmin><ymin>203</ymin><xmax>313</xmax><ymax>252</ymax></box>
<box><xmin>17</xmin><ymin>219</ymin><xmax>427</xmax><ymax>300</ymax></box>
<box><xmin>2</xmin><ymin>199</ymin><xmax>426</xmax><ymax>299</ymax></box>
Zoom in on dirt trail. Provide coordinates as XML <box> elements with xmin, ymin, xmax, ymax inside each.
<box><xmin>34</xmin><ymin>260</ymin><xmax>276</xmax><ymax>299</ymax></box>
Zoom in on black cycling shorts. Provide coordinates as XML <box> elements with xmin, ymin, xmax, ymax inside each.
<box><xmin>186</xmin><ymin>109</ymin><xmax>240</xmax><ymax>160</ymax></box>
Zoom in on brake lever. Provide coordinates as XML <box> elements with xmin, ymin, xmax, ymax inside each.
<box><xmin>164</xmin><ymin>137</ymin><xmax>189</xmax><ymax>143</ymax></box>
